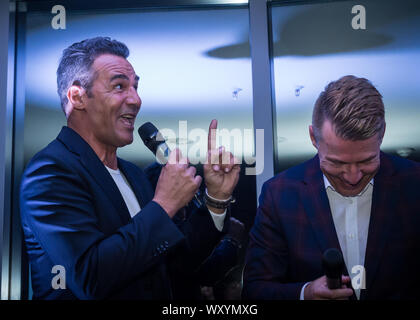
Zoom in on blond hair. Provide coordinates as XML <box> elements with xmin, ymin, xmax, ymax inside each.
<box><xmin>312</xmin><ymin>75</ymin><xmax>385</xmax><ymax>142</ymax></box>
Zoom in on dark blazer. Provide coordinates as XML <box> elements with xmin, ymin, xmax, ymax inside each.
<box><xmin>20</xmin><ymin>126</ymin><xmax>225</xmax><ymax>300</ymax></box>
<box><xmin>243</xmin><ymin>152</ymin><xmax>420</xmax><ymax>300</ymax></box>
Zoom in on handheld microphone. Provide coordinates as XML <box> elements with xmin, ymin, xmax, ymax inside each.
<box><xmin>138</xmin><ymin>122</ymin><xmax>203</xmax><ymax>208</ymax></box>
<box><xmin>138</xmin><ymin>122</ymin><xmax>170</xmax><ymax>165</ymax></box>
<box><xmin>322</xmin><ymin>248</ymin><xmax>344</xmax><ymax>289</ymax></box>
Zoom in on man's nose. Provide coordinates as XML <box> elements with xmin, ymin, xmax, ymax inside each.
<box><xmin>343</xmin><ymin>165</ymin><xmax>363</xmax><ymax>185</ymax></box>
<box><xmin>127</xmin><ymin>87</ymin><xmax>142</xmax><ymax>108</ymax></box>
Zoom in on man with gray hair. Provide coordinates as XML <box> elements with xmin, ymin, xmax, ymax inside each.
<box><xmin>20</xmin><ymin>37</ymin><xmax>240</xmax><ymax>299</ymax></box>
<box><xmin>243</xmin><ymin>75</ymin><xmax>420</xmax><ymax>300</ymax></box>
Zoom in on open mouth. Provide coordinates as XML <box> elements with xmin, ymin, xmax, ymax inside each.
<box><xmin>120</xmin><ymin>114</ymin><xmax>136</xmax><ymax>128</ymax></box>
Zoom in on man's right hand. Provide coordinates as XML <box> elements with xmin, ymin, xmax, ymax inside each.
<box><xmin>152</xmin><ymin>149</ymin><xmax>202</xmax><ymax>218</ymax></box>
<box><xmin>304</xmin><ymin>275</ymin><xmax>354</xmax><ymax>300</ymax></box>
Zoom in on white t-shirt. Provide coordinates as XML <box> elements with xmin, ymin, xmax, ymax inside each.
<box><xmin>105</xmin><ymin>165</ymin><xmax>225</xmax><ymax>231</ymax></box>
<box><xmin>105</xmin><ymin>166</ymin><xmax>141</xmax><ymax>218</ymax></box>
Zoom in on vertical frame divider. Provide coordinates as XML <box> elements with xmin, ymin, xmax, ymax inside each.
<box><xmin>249</xmin><ymin>0</ymin><xmax>277</xmax><ymax>203</ymax></box>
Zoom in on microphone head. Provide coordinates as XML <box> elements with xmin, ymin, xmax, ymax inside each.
<box><xmin>138</xmin><ymin>122</ymin><xmax>158</xmax><ymax>143</ymax></box>
<box><xmin>138</xmin><ymin>122</ymin><xmax>169</xmax><ymax>164</ymax></box>
<box><xmin>138</xmin><ymin>122</ymin><xmax>161</xmax><ymax>154</ymax></box>
<box><xmin>322</xmin><ymin>248</ymin><xmax>344</xmax><ymax>278</ymax></box>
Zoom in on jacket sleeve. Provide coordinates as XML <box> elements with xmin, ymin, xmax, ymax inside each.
<box><xmin>20</xmin><ymin>155</ymin><xmax>185</xmax><ymax>300</ymax></box>
<box><xmin>242</xmin><ymin>181</ymin><xmax>305</xmax><ymax>300</ymax></box>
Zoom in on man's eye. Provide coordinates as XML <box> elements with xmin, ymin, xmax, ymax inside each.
<box><xmin>114</xmin><ymin>84</ymin><xmax>123</xmax><ymax>90</ymax></box>
<box><xmin>361</xmin><ymin>159</ymin><xmax>374</xmax><ymax>164</ymax></box>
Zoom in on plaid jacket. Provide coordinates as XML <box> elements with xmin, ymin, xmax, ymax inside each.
<box><xmin>243</xmin><ymin>152</ymin><xmax>420</xmax><ymax>300</ymax></box>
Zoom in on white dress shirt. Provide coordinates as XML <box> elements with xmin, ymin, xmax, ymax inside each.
<box><xmin>300</xmin><ymin>175</ymin><xmax>373</xmax><ymax>300</ymax></box>
<box><xmin>105</xmin><ymin>166</ymin><xmax>225</xmax><ymax>231</ymax></box>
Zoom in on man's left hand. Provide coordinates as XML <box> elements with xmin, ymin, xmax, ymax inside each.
<box><xmin>204</xmin><ymin>119</ymin><xmax>240</xmax><ymax>211</ymax></box>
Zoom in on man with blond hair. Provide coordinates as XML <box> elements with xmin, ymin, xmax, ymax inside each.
<box><xmin>243</xmin><ymin>75</ymin><xmax>420</xmax><ymax>300</ymax></box>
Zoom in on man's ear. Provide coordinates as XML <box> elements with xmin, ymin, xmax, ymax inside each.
<box><xmin>66</xmin><ymin>85</ymin><xmax>87</xmax><ymax>117</ymax></box>
<box><xmin>309</xmin><ymin>125</ymin><xmax>318</xmax><ymax>150</ymax></box>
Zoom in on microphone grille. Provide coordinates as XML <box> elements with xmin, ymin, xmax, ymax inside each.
<box><xmin>138</xmin><ymin>122</ymin><xmax>158</xmax><ymax>143</ymax></box>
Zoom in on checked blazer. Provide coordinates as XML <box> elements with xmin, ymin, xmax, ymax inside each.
<box><xmin>242</xmin><ymin>152</ymin><xmax>420</xmax><ymax>300</ymax></box>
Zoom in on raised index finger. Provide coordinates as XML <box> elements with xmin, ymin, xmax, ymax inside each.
<box><xmin>208</xmin><ymin>119</ymin><xmax>218</xmax><ymax>153</ymax></box>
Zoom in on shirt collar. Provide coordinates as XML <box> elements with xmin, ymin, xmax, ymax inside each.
<box><xmin>323</xmin><ymin>174</ymin><xmax>374</xmax><ymax>197</ymax></box>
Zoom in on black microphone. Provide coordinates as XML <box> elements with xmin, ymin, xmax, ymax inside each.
<box><xmin>322</xmin><ymin>248</ymin><xmax>344</xmax><ymax>289</ymax></box>
<box><xmin>138</xmin><ymin>122</ymin><xmax>170</xmax><ymax>165</ymax></box>
<box><xmin>138</xmin><ymin>122</ymin><xmax>203</xmax><ymax>208</ymax></box>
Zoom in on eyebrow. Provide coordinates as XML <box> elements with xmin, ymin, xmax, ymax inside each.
<box><xmin>326</xmin><ymin>155</ymin><xmax>376</xmax><ymax>164</ymax></box>
<box><xmin>326</xmin><ymin>157</ymin><xmax>346</xmax><ymax>164</ymax></box>
<box><xmin>110</xmin><ymin>74</ymin><xmax>140</xmax><ymax>82</ymax></box>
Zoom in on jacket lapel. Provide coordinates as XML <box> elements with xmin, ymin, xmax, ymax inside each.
<box><xmin>57</xmin><ymin>126</ymin><xmax>131</xmax><ymax>225</ymax></box>
<box><xmin>118</xmin><ymin>159</ymin><xmax>151</xmax><ymax>209</ymax></box>
<box><xmin>301</xmin><ymin>156</ymin><xmax>343</xmax><ymax>257</ymax></box>
<box><xmin>361</xmin><ymin>152</ymin><xmax>398</xmax><ymax>300</ymax></box>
